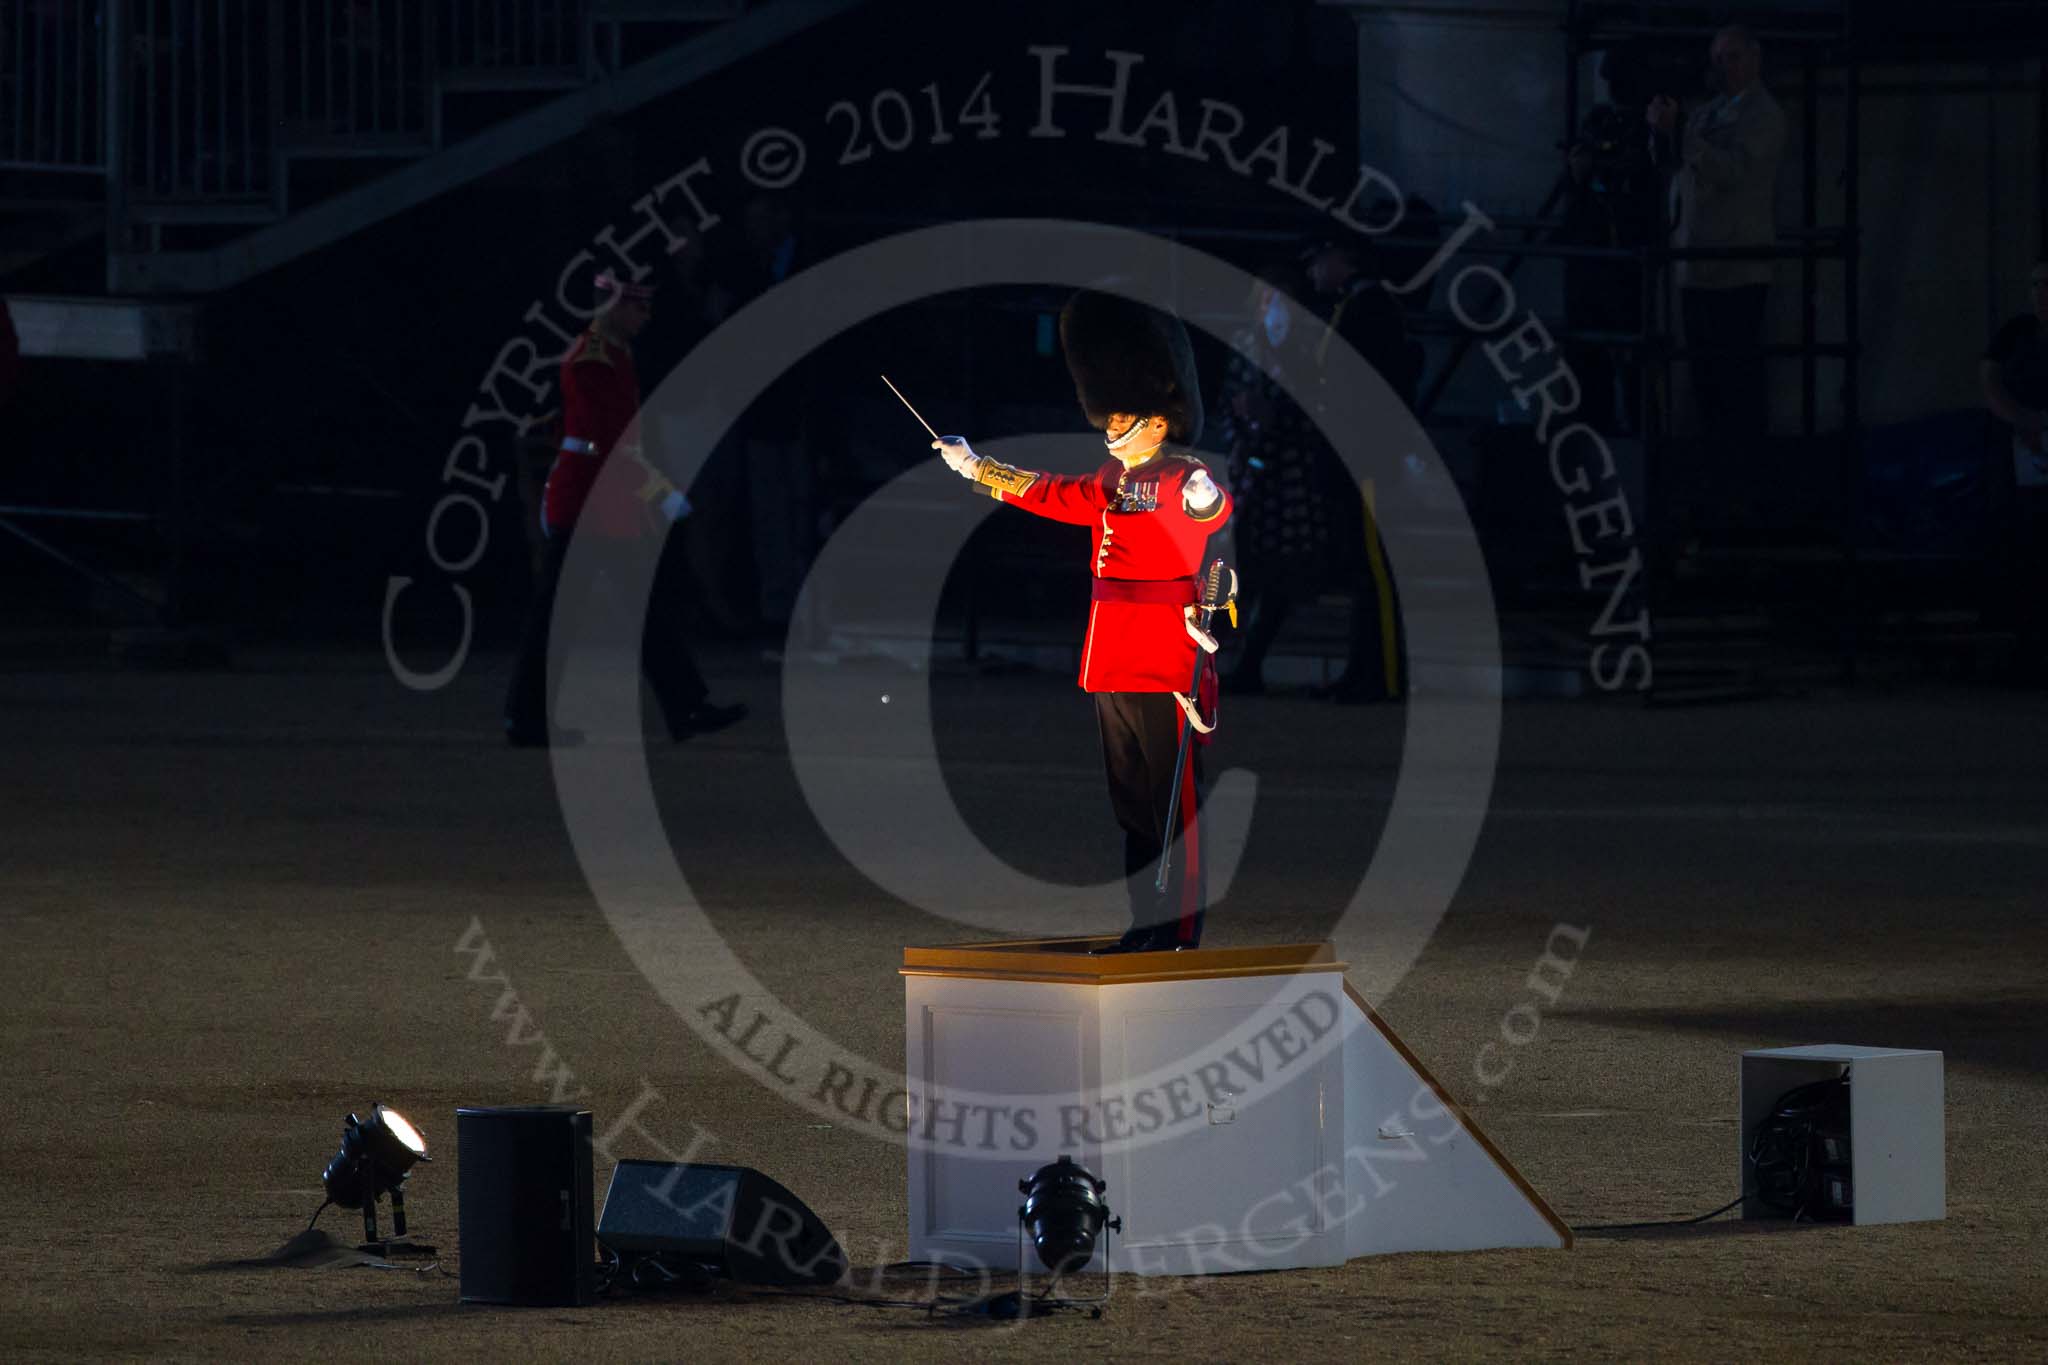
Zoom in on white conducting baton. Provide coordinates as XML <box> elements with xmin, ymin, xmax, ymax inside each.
<box><xmin>880</xmin><ymin>373</ymin><xmax>941</xmax><ymax>441</ymax></box>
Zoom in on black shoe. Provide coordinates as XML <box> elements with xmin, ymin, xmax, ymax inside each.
<box><xmin>505</xmin><ymin>725</ymin><xmax>584</xmax><ymax>749</ymax></box>
<box><xmin>1091</xmin><ymin>924</ymin><xmax>1196</xmax><ymax>955</ymax></box>
<box><xmin>671</xmin><ymin>700</ymin><xmax>748</xmax><ymax>741</ymax></box>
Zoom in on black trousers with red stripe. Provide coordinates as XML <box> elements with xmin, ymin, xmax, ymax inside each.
<box><xmin>1093</xmin><ymin>691</ymin><xmax>1205</xmax><ymax>946</ymax></box>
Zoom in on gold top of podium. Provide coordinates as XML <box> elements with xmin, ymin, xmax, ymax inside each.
<box><xmin>900</xmin><ymin>937</ymin><xmax>1345</xmax><ymax>986</ymax></box>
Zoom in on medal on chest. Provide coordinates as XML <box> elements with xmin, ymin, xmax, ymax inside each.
<box><xmin>1115</xmin><ymin>473</ymin><xmax>1160</xmax><ymax>513</ymax></box>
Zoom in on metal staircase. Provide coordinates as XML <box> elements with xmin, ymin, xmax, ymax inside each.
<box><xmin>1</xmin><ymin>0</ymin><xmax>859</xmax><ymax>295</ymax></box>
<box><xmin>0</xmin><ymin>0</ymin><xmax>855</xmax><ymax>640</ymax></box>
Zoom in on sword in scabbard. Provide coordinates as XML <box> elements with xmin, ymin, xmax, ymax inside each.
<box><xmin>1155</xmin><ymin>556</ymin><xmax>1235</xmax><ymax>894</ymax></box>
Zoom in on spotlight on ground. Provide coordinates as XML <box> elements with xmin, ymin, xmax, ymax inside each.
<box><xmin>984</xmin><ymin>1156</ymin><xmax>1120</xmax><ymax>1319</ymax></box>
<box><xmin>1019</xmin><ymin>1156</ymin><xmax>1115</xmax><ymax>1277</ymax></box>
<box><xmin>312</xmin><ymin>1103</ymin><xmax>434</xmax><ymax>1254</ymax></box>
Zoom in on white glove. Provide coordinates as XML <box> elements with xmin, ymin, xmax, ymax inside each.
<box><xmin>659</xmin><ymin>489</ymin><xmax>693</xmax><ymax>522</ymax></box>
<box><xmin>933</xmin><ymin>436</ymin><xmax>982</xmax><ymax>480</ymax></box>
<box><xmin>1183</xmin><ymin>467</ymin><xmax>1222</xmax><ymax>513</ymax></box>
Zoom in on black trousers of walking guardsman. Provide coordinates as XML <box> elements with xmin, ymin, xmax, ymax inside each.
<box><xmin>1094</xmin><ymin>691</ymin><xmax>1206</xmax><ymax>947</ymax></box>
<box><xmin>504</xmin><ymin>529</ymin><xmax>709</xmax><ymax>740</ymax></box>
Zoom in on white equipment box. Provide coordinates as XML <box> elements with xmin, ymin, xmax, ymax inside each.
<box><xmin>1740</xmin><ymin>1045</ymin><xmax>1946</xmax><ymax>1226</ymax></box>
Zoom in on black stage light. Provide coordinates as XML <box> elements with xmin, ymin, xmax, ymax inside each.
<box><xmin>1019</xmin><ymin>1156</ymin><xmax>1116</xmax><ymax>1277</ymax></box>
<box><xmin>311</xmin><ymin>1103</ymin><xmax>435</xmax><ymax>1254</ymax></box>
<box><xmin>992</xmin><ymin>1156</ymin><xmax>1121</xmax><ymax>1318</ymax></box>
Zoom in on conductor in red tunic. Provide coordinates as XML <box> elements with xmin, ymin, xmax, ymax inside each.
<box><xmin>503</xmin><ymin>271</ymin><xmax>746</xmax><ymax>747</ymax></box>
<box><xmin>933</xmin><ymin>291</ymin><xmax>1231</xmax><ymax>952</ymax></box>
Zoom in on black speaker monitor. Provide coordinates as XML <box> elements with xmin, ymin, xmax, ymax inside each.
<box><xmin>598</xmin><ymin>1160</ymin><xmax>846</xmax><ymax>1286</ymax></box>
<box><xmin>456</xmin><ymin>1105</ymin><xmax>596</xmax><ymax>1306</ymax></box>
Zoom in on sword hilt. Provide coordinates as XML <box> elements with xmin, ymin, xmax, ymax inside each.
<box><xmin>1196</xmin><ymin>558</ymin><xmax>1237</xmax><ymax>631</ymax></box>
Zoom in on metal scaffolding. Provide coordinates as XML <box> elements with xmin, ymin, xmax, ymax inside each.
<box><xmin>1400</xmin><ymin>1</ymin><xmax>2048</xmax><ymax>695</ymax></box>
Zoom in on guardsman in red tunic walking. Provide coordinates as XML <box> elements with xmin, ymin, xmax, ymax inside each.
<box><xmin>933</xmin><ymin>291</ymin><xmax>1231</xmax><ymax>951</ymax></box>
<box><xmin>503</xmin><ymin>271</ymin><xmax>746</xmax><ymax>747</ymax></box>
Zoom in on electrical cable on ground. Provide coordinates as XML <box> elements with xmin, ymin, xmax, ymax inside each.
<box><xmin>1573</xmin><ymin>1193</ymin><xmax>1746</xmax><ymax>1232</ymax></box>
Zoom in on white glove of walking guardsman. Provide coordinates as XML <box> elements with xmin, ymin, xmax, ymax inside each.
<box><xmin>933</xmin><ymin>436</ymin><xmax>982</xmax><ymax>479</ymax></box>
<box><xmin>1183</xmin><ymin>467</ymin><xmax>1222</xmax><ymax>514</ymax></box>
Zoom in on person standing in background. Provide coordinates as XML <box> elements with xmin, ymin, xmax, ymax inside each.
<box><xmin>1649</xmin><ymin>25</ymin><xmax>1785</xmax><ymax>451</ymax></box>
<box><xmin>713</xmin><ymin>197</ymin><xmax>819</xmax><ymax>637</ymax></box>
<box><xmin>1303</xmin><ymin>239</ymin><xmax>1410</xmax><ymax>704</ymax></box>
<box><xmin>1980</xmin><ymin>256</ymin><xmax>2048</xmax><ymax>681</ymax></box>
<box><xmin>1214</xmin><ymin>261</ymin><xmax>1331</xmax><ymax>694</ymax></box>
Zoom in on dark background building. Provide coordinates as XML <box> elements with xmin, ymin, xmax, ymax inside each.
<box><xmin>5</xmin><ymin>0</ymin><xmax>2048</xmax><ymax>680</ymax></box>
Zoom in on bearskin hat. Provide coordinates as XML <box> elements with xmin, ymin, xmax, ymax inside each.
<box><xmin>1058</xmin><ymin>288</ymin><xmax>1203</xmax><ymax>446</ymax></box>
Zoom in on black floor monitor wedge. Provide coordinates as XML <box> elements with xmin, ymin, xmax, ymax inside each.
<box><xmin>597</xmin><ymin>1160</ymin><xmax>846</xmax><ymax>1286</ymax></box>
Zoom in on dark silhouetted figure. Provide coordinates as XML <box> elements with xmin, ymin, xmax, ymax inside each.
<box><xmin>1980</xmin><ymin>256</ymin><xmax>2048</xmax><ymax>680</ymax></box>
<box><xmin>1214</xmin><ymin>261</ymin><xmax>1332</xmax><ymax>694</ymax></box>
<box><xmin>503</xmin><ymin>272</ymin><xmax>745</xmax><ymax>747</ymax></box>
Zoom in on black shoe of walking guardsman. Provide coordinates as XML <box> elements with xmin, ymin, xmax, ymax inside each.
<box><xmin>670</xmin><ymin>701</ymin><xmax>748</xmax><ymax>742</ymax></box>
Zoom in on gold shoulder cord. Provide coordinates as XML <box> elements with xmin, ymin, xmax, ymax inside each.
<box><xmin>973</xmin><ymin>460</ymin><xmax>1040</xmax><ymax>497</ymax></box>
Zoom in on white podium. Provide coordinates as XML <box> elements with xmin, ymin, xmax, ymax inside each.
<box><xmin>1740</xmin><ymin>1045</ymin><xmax>1946</xmax><ymax>1226</ymax></box>
<box><xmin>903</xmin><ymin>938</ymin><xmax>1569</xmax><ymax>1275</ymax></box>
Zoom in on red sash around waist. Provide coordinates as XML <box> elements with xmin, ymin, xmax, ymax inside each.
<box><xmin>1090</xmin><ymin>577</ymin><xmax>1196</xmax><ymax>605</ymax></box>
